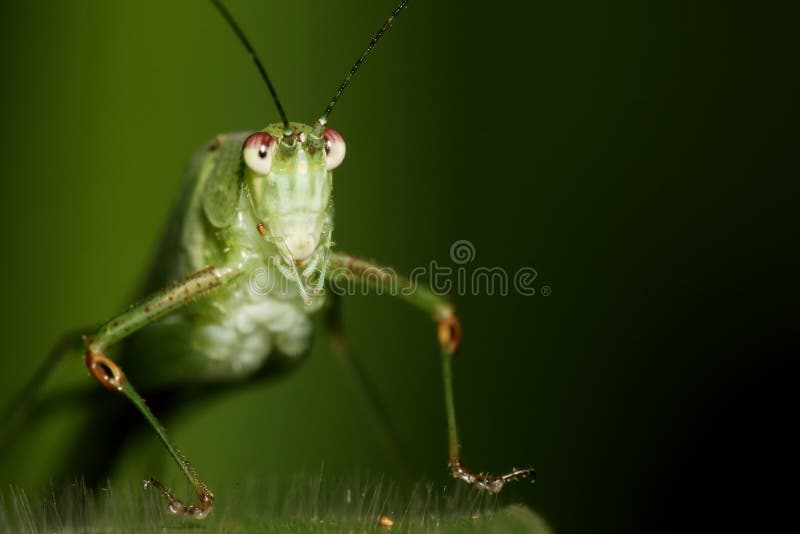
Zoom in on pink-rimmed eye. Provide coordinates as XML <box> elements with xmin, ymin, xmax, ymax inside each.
<box><xmin>243</xmin><ymin>131</ymin><xmax>276</xmax><ymax>174</ymax></box>
<box><xmin>323</xmin><ymin>128</ymin><xmax>346</xmax><ymax>170</ymax></box>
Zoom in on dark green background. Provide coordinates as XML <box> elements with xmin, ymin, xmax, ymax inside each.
<box><xmin>0</xmin><ymin>1</ymin><xmax>796</xmax><ymax>532</ymax></box>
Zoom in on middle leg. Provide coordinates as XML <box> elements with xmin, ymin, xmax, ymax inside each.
<box><xmin>83</xmin><ymin>265</ymin><xmax>239</xmax><ymax>518</ymax></box>
<box><xmin>327</xmin><ymin>252</ymin><xmax>535</xmax><ymax>493</ymax></box>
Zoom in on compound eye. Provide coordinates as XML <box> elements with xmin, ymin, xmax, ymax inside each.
<box><xmin>323</xmin><ymin>128</ymin><xmax>346</xmax><ymax>170</ymax></box>
<box><xmin>243</xmin><ymin>132</ymin><xmax>276</xmax><ymax>175</ymax></box>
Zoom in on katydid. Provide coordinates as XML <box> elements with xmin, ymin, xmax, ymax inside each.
<box><xmin>3</xmin><ymin>0</ymin><xmax>534</xmax><ymax>519</ymax></box>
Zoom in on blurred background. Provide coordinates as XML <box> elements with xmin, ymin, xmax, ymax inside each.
<box><xmin>0</xmin><ymin>1</ymin><xmax>796</xmax><ymax>532</ymax></box>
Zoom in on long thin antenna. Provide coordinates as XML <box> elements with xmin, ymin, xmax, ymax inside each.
<box><xmin>210</xmin><ymin>0</ymin><xmax>290</xmax><ymax>130</ymax></box>
<box><xmin>318</xmin><ymin>0</ymin><xmax>410</xmax><ymax>125</ymax></box>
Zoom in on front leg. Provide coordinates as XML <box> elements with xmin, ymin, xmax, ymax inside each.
<box><xmin>84</xmin><ymin>265</ymin><xmax>240</xmax><ymax>519</ymax></box>
<box><xmin>327</xmin><ymin>252</ymin><xmax>535</xmax><ymax>493</ymax></box>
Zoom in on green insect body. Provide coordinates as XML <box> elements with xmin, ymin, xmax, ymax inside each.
<box><xmin>123</xmin><ymin>124</ymin><xmax>334</xmax><ymax>387</ymax></box>
<box><xmin>2</xmin><ymin>0</ymin><xmax>535</xmax><ymax>520</ymax></box>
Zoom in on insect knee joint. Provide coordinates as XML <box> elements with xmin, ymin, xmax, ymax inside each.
<box><xmin>85</xmin><ymin>351</ymin><xmax>126</xmax><ymax>392</ymax></box>
<box><xmin>438</xmin><ymin>314</ymin><xmax>461</xmax><ymax>355</ymax></box>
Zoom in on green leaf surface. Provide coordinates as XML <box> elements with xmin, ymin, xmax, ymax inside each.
<box><xmin>0</xmin><ymin>477</ymin><xmax>552</xmax><ymax>533</ymax></box>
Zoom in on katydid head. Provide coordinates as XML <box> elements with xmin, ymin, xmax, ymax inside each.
<box><xmin>211</xmin><ymin>0</ymin><xmax>408</xmax><ymax>301</ymax></box>
<box><xmin>242</xmin><ymin>123</ymin><xmax>344</xmax><ymax>263</ymax></box>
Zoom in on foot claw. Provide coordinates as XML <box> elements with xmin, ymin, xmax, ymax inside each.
<box><xmin>144</xmin><ymin>477</ymin><xmax>214</xmax><ymax>520</ymax></box>
<box><xmin>449</xmin><ymin>460</ymin><xmax>535</xmax><ymax>493</ymax></box>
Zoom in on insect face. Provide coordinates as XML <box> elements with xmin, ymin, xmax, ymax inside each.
<box><xmin>243</xmin><ymin>122</ymin><xmax>344</xmax><ymax>263</ymax></box>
